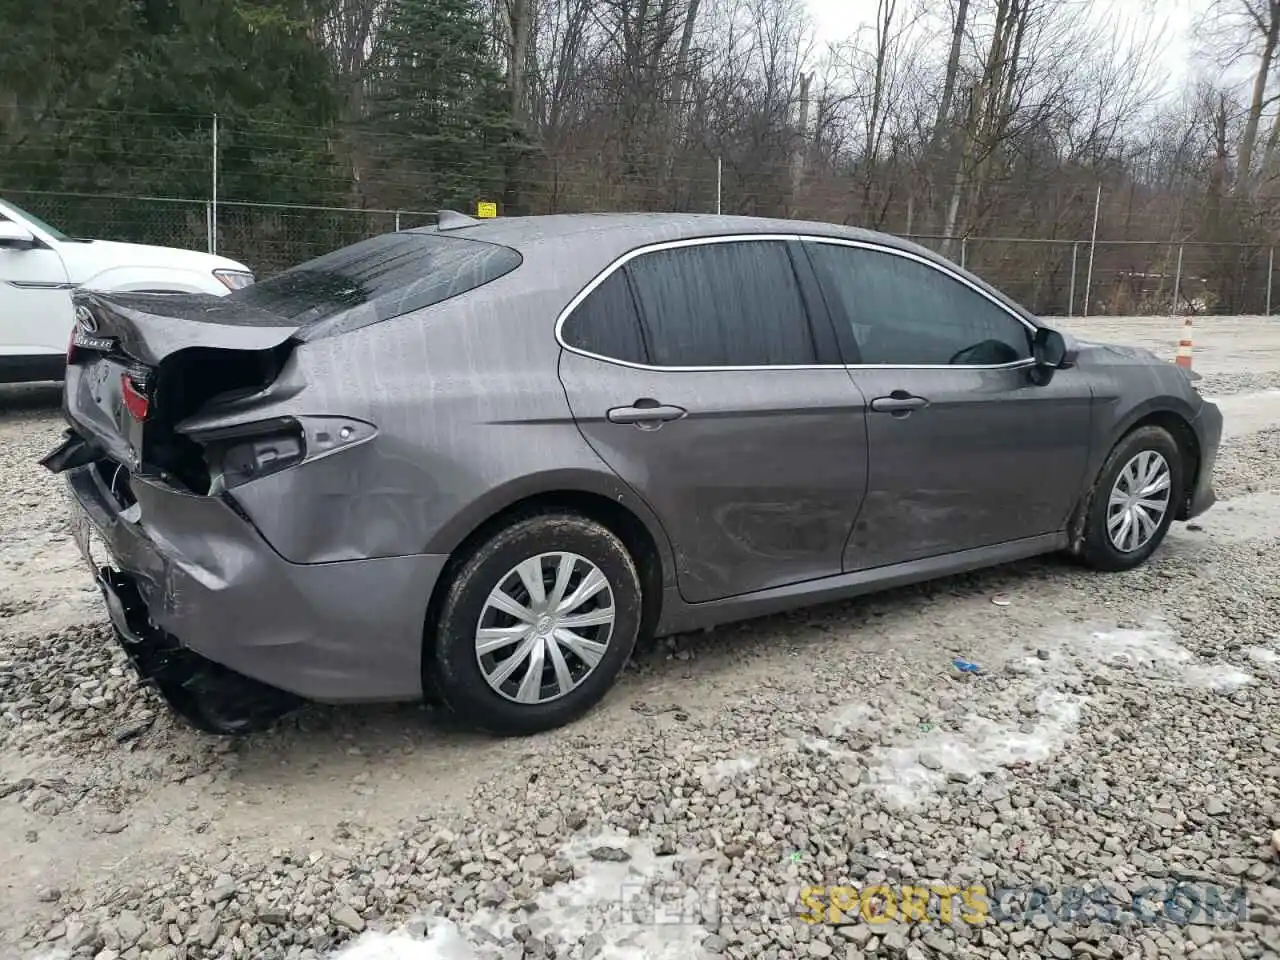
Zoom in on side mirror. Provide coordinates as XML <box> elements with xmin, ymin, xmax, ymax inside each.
<box><xmin>1029</xmin><ymin>326</ymin><xmax>1078</xmax><ymax>385</ymax></box>
<box><xmin>0</xmin><ymin>220</ymin><xmax>37</xmax><ymax>250</ymax></box>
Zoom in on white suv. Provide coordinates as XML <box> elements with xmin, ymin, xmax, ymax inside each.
<box><xmin>0</xmin><ymin>197</ymin><xmax>253</xmax><ymax>383</ymax></box>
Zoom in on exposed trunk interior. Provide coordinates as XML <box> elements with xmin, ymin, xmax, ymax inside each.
<box><xmin>142</xmin><ymin>343</ymin><xmax>295</xmax><ymax>495</ymax></box>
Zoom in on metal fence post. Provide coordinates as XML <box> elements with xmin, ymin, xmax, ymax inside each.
<box><xmin>1268</xmin><ymin>247</ymin><xmax>1274</xmax><ymax>316</ymax></box>
<box><xmin>1083</xmin><ymin>183</ymin><xmax>1101</xmax><ymax>318</ymax></box>
<box><xmin>1069</xmin><ymin>242</ymin><xmax>1078</xmax><ymax>316</ymax></box>
<box><xmin>211</xmin><ymin>113</ymin><xmax>219</xmax><ymax>256</ymax></box>
<box><xmin>395</xmin><ymin>210</ymin><xmax>402</xmax><ymax>231</ymax></box>
<box><xmin>205</xmin><ymin>201</ymin><xmax>214</xmax><ymax>254</ymax></box>
<box><xmin>1172</xmin><ymin>245</ymin><xmax>1183</xmax><ymax>313</ymax></box>
<box><xmin>960</xmin><ymin>237</ymin><xmax>967</xmax><ymax>269</ymax></box>
<box><xmin>716</xmin><ymin>156</ymin><xmax>722</xmax><ymax>215</ymax></box>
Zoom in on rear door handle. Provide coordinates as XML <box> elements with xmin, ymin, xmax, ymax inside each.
<box><xmin>869</xmin><ymin>394</ymin><xmax>929</xmax><ymax>414</ymax></box>
<box><xmin>607</xmin><ymin>400</ymin><xmax>687</xmax><ymax>426</ymax></box>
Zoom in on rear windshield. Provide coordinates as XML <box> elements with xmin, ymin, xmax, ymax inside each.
<box><xmin>229</xmin><ymin>231</ymin><xmax>522</xmax><ymax>338</ymax></box>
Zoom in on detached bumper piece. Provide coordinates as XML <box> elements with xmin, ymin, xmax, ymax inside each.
<box><xmin>39</xmin><ymin>428</ymin><xmax>102</xmax><ymax>474</ymax></box>
<box><xmin>95</xmin><ymin>567</ymin><xmax>303</xmax><ymax>735</ymax></box>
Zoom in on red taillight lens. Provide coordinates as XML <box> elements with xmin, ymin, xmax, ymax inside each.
<box><xmin>121</xmin><ymin>375</ymin><xmax>150</xmax><ymax>421</ymax></box>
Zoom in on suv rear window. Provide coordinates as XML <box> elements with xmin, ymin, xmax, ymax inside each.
<box><xmin>229</xmin><ymin>231</ymin><xmax>522</xmax><ymax>339</ymax></box>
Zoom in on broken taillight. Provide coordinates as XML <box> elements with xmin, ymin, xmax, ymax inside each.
<box><xmin>121</xmin><ymin>375</ymin><xmax>150</xmax><ymax>421</ymax></box>
<box><xmin>188</xmin><ymin>418</ymin><xmax>307</xmax><ymax>495</ymax></box>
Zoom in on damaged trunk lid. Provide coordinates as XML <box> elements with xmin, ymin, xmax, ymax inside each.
<box><xmin>42</xmin><ymin>289</ymin><xmax>300</xmax><ymax>491</ymax></box>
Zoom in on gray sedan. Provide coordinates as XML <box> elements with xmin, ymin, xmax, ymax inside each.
<box><xmin>40</xmin><ymin>212</ymin><xmax>1221</xmax><ymax>736</ymax></box>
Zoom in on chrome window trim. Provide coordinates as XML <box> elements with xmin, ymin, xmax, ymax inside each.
<box><xmin>554</xmin><ymin>231</ymin><xmax>1037</xmax><ymax>373</ymax></box>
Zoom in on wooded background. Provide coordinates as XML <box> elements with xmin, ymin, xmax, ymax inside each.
<box><xmin>5</xmin><ymin>0</ymin><xmax>1280</xmax><ymax>316</ymax></box>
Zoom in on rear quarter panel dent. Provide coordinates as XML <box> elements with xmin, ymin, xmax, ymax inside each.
<box><xmin>223</xmin><ymin>275</ymin><xmax>677</xmax><ymax>570</ymax></box>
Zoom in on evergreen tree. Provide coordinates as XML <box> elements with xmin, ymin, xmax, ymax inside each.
<box><xmin>366</xmin><ymin>0</ymin><xmax>522</xmax><ymax>211</ymax></box>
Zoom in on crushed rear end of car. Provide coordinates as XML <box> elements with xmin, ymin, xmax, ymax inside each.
<box><xmin>40</xmin><ymin>288</ymin><xmax>446</xmax><ymax>733</ymax></box>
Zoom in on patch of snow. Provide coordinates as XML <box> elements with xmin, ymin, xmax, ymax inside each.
<box><xmin>824</xmin><ymin>701</ymin><xmax>873</xmax><ymax>736</ymax></box>
<box><xmin>1039</xmin><ymin>625</ymin><xmax>1254</xmax><ymax>692</ymax></box>
<box><xmin>326</xmin><ymin>833</ymin><xmax>711</xmax><ymax>960</ymax></box>
<box><xmin>1246</xmin><ymin>646</ymin><xmax>1280</xmax><ymax>666</ymax></box>
<box><xmin>707</xmin><ymin>755</ymin><xmax>758</xmax><ymax>781</ymax></box>
<box><xmin>862</xmin><ymin>689</ymin><xmax>1087</xmax><ymax>809</ymax></box>
<box><xmin>331</xmin><ymin>924</ymin><xmax>474</xmax><ymax>960</ymax></box>
<box><xmin>1086</xmin><ymin>627</ymin><xmax>1195</xmax><ymax>668</ymax></box>
<box><xmin>1183</xmin><ymin>664</ymin><xmax>1254</xmax><ymax>692</ymax></box>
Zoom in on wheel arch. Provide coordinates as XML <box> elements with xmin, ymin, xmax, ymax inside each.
<box><xmin>421</xmin><ymin>476</ymin><xmax>673</xmax><ymax>670</ymax></box>
<box><xmin>1068</xmin><ymin>400</ymin><xmax>1201</xmax><ymax>551</ymax></box>
<box><xmin>1123</xmin><ymin>409</ymin><xmax>1201</xmax><ymax>520</ymax></box>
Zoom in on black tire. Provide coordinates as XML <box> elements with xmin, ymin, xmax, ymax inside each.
<box><xmin>428</xmin><ymin>512</ymin><xmax>642</xmax><ymax>735</ymax></box>
<box><xmin>1078</xmin><ymin>425</ymin><xmax>1184</xmax><ymax>572</ymax></box>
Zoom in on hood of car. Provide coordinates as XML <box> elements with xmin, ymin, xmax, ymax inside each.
<box><xmin>57</xmin><ymin>238</ymin><xmax>249</xmax><ymax>284</ymax></box>
<box><xmin>1073</xmin><ymin>338</ymin><xmax>1165</xmax><ymax>366</ymax></box>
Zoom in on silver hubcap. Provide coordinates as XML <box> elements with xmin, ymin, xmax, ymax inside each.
<box><xmin>1107</xmin><ymin>450</ymin><xmax>1172</xmax><ymax>553</ymax></box>
<box><xmin>475</xmin><ymin>552</ymin><xmax>615</xmax><ymax>704</ymax></box>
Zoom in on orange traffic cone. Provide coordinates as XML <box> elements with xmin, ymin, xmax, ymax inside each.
<box><xmin>1175</xmin><ymin>316</ymin><xmax>1193</xmax><ymax>369</ymax></box>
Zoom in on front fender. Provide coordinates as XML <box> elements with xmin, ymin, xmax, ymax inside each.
<box><xmin>1100</xmin><ymin>392</ymin><xmax>1202</xmax><ymax>450</ymax></box>
<box><xmin>1066</xmin><ymin>392</ymin><xmax>1203</xmax><ymax>551</ymax></box>
<box><xmin>80</xmin><ymin>265</ymin><xmax>228</xmax><ymax>296</ymax></box>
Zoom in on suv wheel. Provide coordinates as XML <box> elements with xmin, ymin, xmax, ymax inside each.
<box><xmin>1079</xmin><ymin>425</ymin><xmax>1184</xmax><ymax>572</ymax></box>
<box><xmin>428</xmin><ymin>512</ymin><xmax>642</xmax><ymax>735</ymax></box>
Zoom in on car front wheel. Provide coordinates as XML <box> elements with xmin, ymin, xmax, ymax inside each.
<box><xmin>1079</xmin><ymin>425</ymin><xmax>1185</xmax><ymax>572</ymax></box>
<box><xmin>428</xmin><ymin>512</ymin><xmax>643</xmax><ymax>735</ymax></box>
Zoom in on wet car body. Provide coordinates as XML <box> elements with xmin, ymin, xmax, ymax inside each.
<box><xmin>41</xmin><ymin>212</ymin><xmax>1222</xmax><ymax>735</ymax></box>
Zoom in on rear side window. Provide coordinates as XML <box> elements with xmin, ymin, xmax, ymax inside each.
<box><xmin>561</xmin><ymin>269</ymin><xmax>648</xmax><ymax>363</ymax></box>
<box><xmin>624</xmin><ymin>240</ymin><xmax>817</xmax><ymax>366</ymax></box>
<box><xmin>230</xmin><ymin>231</ymin><xmax>522</xmax><ymax>339</ymax></box>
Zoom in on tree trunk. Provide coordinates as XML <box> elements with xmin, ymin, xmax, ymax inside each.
<box><xmin>662</xmin><ymin>0</ymin><xmax>702</xmax><ymax>203</ymax></box>
<box><xmin>929</xmin><ymin>0</ymin><xmax>970</xmax><ymax>234</ymax></box>
<box><xmin>1237</xmin><ymin>3</ymin><xmax>1280</xmax><ymax>192</ymax></box>
<box><xmin>790</xmin><ymin>72</ymin><xmax>811</xmax><ymax>217</ymax></box>
<box><xmin>506</xmin><ymin>0</ymin><xmax>532</xmax><ymax>125</ymax></box>
<box><xmin>930</xmin><ymin>0</ymin><xmax>970</xmax><ymax>154</ymax></box>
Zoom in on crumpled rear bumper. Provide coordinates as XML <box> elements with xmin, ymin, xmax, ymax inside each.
<box><xmin>65</xmin><ymin>459</ymin><xmax>449</xmax><ymax>704</ymax></box>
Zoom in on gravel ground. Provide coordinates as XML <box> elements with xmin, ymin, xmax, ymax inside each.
<box><xmin>2</xmin><ymin>317</ymin><xmax>1279</xmax><ymax>960</ymax></box>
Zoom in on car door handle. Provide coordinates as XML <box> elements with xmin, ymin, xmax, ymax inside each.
<box><xmin>607</xmin><ymin>400</ymin><xmax>687</xmax><ymax>426</ymax></box>
<box><xmin>869</xmin><ymin>394</ymin><xmax>929</xmax><ymax>414</ymax></box>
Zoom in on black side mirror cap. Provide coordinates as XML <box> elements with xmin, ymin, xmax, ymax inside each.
<box><xmin>1033</xmin><ymin>326</ymin><xmax>1077</xmax><ymax>370</ymax></box>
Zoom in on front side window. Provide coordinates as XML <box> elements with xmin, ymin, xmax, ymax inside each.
<box><xmin>807</xmin><ymin>242</ymin><xmax>1032</xmax><ymax>366</ymax></box>
<box><xmin>624</xmin><ymin>240</ymin><xmax>818</xmax><ymax>367</ymax></box>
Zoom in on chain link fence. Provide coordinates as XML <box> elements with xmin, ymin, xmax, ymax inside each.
<box><xmin>893</xmin><ymin>236</ymin><xmax>1278</xmax><ymax>318</ymax></box>
<box><xmin>5</xmin><ymin>190</ymin><xmax>437</xmax><ymax>277</ymax></box>
<box><xmin>7</xmin><ymin>188</ymin><xmax>1280</xmax><ymax>317</ymax></box>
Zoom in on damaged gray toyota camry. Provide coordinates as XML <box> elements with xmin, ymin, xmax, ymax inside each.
<box><xmin>40</xmin><ymin>211</ymin><xmax>1222</xmax><ymax>737</ymax></box>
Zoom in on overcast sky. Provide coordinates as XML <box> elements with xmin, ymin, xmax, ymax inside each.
<box><xmin>803</xmin><ymin>0</ymin><xmax>1215</xmax><ymax>96</ymax></box>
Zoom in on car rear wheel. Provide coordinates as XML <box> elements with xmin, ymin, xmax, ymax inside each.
<box><xmin>1078</xmin><ymin>425</ymin><xmax>1184</xmax><ymax>572</ymax></box>
<box><xmin>428</xmin><ymin>512</ymin><xmax>642</xmax><ymax>735</ymax></box>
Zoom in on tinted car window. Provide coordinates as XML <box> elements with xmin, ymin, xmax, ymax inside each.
<box><xmin>230</xmin><ymin>231</ymin><xmax>522</xmax><ymax>339</ymax></box>
<box><xmin>561</xmin><ymin>269</ymin><xmax>648</xmax><ymax>363</ymax></box>
<box><xmin>625</xmin><ymin>240</ymin><xmax>817</xmax><ymax>366</ymax></box>
<box><xmin>807</xmin><ymin>243</ymin><xmax>1031</xmax><ymax>366</ymax></box>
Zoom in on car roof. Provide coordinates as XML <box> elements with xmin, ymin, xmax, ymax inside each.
<box><xmin>408</xmin><ymin>212</ymin><xmax>930</xmax><ymax>260</ymax></box>
<box><xmin>404</xmin><ymin>212</ymin><xmax>1038</xmax><ymax>325</ymax></box>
